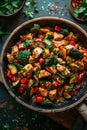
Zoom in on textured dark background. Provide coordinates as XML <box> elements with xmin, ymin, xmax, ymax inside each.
<box><xmin>0</xmin><ymin>0</ymin><xmax>87</xmax><ymax>130</ymax></box>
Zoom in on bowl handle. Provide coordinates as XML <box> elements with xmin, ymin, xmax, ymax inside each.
<box><xmin>76</xmin><ymin>103</ymin><xmax>87</xmax><ymax>122</ymax></box>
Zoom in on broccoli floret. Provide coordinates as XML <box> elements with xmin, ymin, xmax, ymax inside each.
<box><xmin>69</xmin><ymin>48</ymin><xmax>83</xmax><ymax>60</ymax></box>
<box><xmin>16</xmin><ymin>50</ymin><xmax>31</xmax><ymax>63</ymax></box>
<box><xmin>45</xmin><ymin>55</ymin><xmax>58</xmax><ymax>66</ymax></box>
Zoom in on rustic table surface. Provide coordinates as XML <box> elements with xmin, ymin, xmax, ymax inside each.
<box><xmin>0</xmin><ymin>0</ymin><xmax>87</xmax><ymax>130</ymax></box>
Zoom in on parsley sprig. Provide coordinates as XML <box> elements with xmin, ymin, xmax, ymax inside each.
<box><xmin>22</xmin><ymin>0</ymin><xmax>39</xmax><ymax>19</ymax></box>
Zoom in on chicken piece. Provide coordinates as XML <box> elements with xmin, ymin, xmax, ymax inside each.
<box><xmin>57</xmin><ymin>64</ymin><xmax>66</xmax><ymax>72</ymax></box>
<box><xmin>6</xmin><ymin>53</ymin><xmax>14</xmax><ymax>63</ymax></box>
<box><xmin>20</xmin><ymin>64</ymin><xmax>33</xmax><ymax>76</ymax></box>
<box><xmin>49</xmin><ymin>89</ymin><xmax>57</xmax><ymax>101</ymax></box>
<box><xmin>33</xmin><ymin>62</ymin><xmax>41</xmax><ymax>69</ymax></box>
<box><xmin>52</xmin><ymin>40</ymin><xmax>67</xmax><ymax>47</ymax></box>
<box><xmin>43</xmin><ymin>49</ymin><xmax>50</xmax><ymax>58</ymax></box>
<box><xmin>70</xmin><ymin>61</ymin><xmax>84</xmax><ymax>71</ymax></box>
<box><xmin>82</xmin><ymin>57</ymin><xmax>87</xmax><ymax>66</ymax></box>
<box><xmin>28</xmin><ymin>79</ymin><xmax>34</xmax><ymax>88</ymax></box>
<box><xmin>20</xmin><ymin>33</ymin><xmax>33</xmax><ymax>41</ymax></box>
<box><xmin>61</xmin><ymin>67</ymin><xmax>71</xmax><ymax>77</ymax></box>
<box><xmin>53</xmin><ymin>48</ymin><xmax>59</xmax><ymax>55</ymax></box>
<box><xmin>58</xmin><ymin>87</ymin><xmax>64</xmax><ymax>97</ymax></box>
<box><xmin>39</xmin><ymin>87</ymin><xmax>48</xmax><ymax>97</ymax></box>
<box><xmin>69</xmin><ymin>63</ymin><xmax>79</xmax><ymax>72</ymax></box>
<box><xmin>44</xmin><ymin>31</ymin><xmax>53</xmax><ymax>39</ymax></box>
<box><xmin>46</xmin><ymin>66</ymin><xmax>57</xmax><ymax>74</ymax></box>
<box><xmin>33</xmin><ymin>47</ymin><xmax>42</xmax><ymax>58</ymax></box>
<box><xmin>29</xmin><ymin>56</ymin><xmax>35</xmax><ymax>63</ymax></box>
<box><xmin>65</xmin><ymin>45</ymin><xmax>74</xmax><ymax>54</ymax></box>
<box><xmin>67</xmin><ymin>32</ymin><xmax>78</xmax><ymax>41</ymax></box>
<box><xmin>53</xmin><ymin>32</ymin><xmax>64</xmax><ymax>40</ymax></box>
<box><xmin>24</xmin><ymin>64</ymin><xmax>33</xmax><ymax>73</ymax></box>
<box><xmin>39</xmin><ymin>70</ymin><xmax>51</xmax><ymax>79</ymax></box>
<box><xmin>11</xmin><ymin>45</ymin><xmax>18</xmax><ymax>55</ymax></box>
<box><xmin>33</xmin><ymin>75</ymin><xmax>39</xmax><ymax>82</ymax></box>
<box><xmin>39</xmin><ymin>28</ymin><xmax>50</xmax><ymax>33</ymax></box>
<box><xmin>75</xmin><ymin>61</ymin><xmax>84</xmax><ymax>70</ymax></box>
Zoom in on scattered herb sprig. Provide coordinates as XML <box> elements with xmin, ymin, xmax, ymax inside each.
<box><xmin>74</xmin><ymin>0</ymin><xmax>87</xmax><ymax>21</ymax></box>
<box><xmin>22</xmin><ymin>0</ymin><xmax>39</xmax><ymax>19</ymax></box>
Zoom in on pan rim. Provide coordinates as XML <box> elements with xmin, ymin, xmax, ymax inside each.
<box><xmin>1</xmin><ymin>16</ymin><xmax>87</xmax><ymax>113</ymax></box>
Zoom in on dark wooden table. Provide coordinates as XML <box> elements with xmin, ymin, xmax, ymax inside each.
<box><xmin>0</xmin><ymin>0</ymin><xmax>87</xmax><ymax>130</ymax></box>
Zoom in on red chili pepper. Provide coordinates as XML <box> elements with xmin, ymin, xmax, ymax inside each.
<box><xmin>17</xmin><ymin>43</ymin><xmax>24</xmax><ymax>51</ymax></box>
<box><xmin>52</xmin><ymin>80</ymin><xmax>58</xmax><ymax>88</ymax></box>
<box><xmin>21</xmin><ymin>77</ymin><xmax>28</xmax><ymax>84</ymax></box>
<box><xmin>7</xmin><ymin>70</ymin><xmax>12</xmax><ymax>79</ymax></box>
<box><xmin>11</xmin><ymin>75</ymin><xmax>17</xmax><ymax>82</ymax></box>
<box><xmin>70</xmin><ymin>41</ymin><xmax>76</xmax><ymax>46</ymax></box>
<box><xmin>54</xmin><ymin>26</ymin><xmax>61</xmax><ymax>32</ymax></box>
<box><xmin>39</xmin><ymin>57</ymin><xmax>44</xmax><ymax>64</ymax></box>
<box><xmin>36</xmin><ymin>96</ymin><xmax>44</xmax><ymax>103</ymax></box>
<box><xmin>77</xmin><ymin>71</ymin><xmax>86</xmax><ymax>83</ymax></box>
<box><xmin>19</xmin><ymin>86</ymin><xmax>24</xmax><ymax>94</ymax></box>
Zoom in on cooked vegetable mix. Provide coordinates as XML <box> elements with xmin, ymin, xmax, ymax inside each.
<box><xmin>6</xmin><ymin>24</ymin><xmax>87</xmax><ymax>106</ymax></box>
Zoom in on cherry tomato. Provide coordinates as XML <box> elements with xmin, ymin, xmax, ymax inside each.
<box><xmin>39</xmin><ymin>57</ymin><xmax>44</xmax><ymax>64</ymax></box>
<box><xmin>52</xmin><ymin>80</ymin><xmax>58</xmax><ymax>88</ymax></box>
<box><xmin>18</xmin><ymin>43</ymin><xmax>24</xmax><ymax>51</ymax></box>
<box><xmin>54</xmin><ymin>26</ymin><xmax>61</xmax><ymax>32</ymax></box>
<box><xmin>36</xmin><ymin>96</ymin><xmax>44</xmax><ymax>103</ymax></box>
<box><xmin>19</xmin><ymin>86</ymin><xmax>24</xmax><ymax>94</ymax></box>
<box><xmin>7</xmin><ymin>70</ymin><xmax>12</xmax><ymax>79</ymax></box>
<box><xmin>70</xmin><ymin>41</ymin><xmax>76</xmax><ymax>46</ymax></box>
<box><xmin>21</xmin><ymin>77</ymin><xmax>28</xmax><ymax>84</ymax></box>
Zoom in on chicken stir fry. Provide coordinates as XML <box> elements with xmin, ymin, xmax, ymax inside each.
<box><xmin>6</xmin><ymin>24</ymin><xmax>87</xmax><ymax>106</ymax></box>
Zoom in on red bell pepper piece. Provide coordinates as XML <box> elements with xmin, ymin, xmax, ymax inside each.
<box><xmin>52</xmin><ymin>80</ymin><xmax>58</xmax><ymax>88</ymax></box>
<box><xmin>21</xmin><ymin>77</ymin><xmax>28</xmax><ymax>84</ymax></box>
<box><xmin>17</xmin><ymin>43</ymin><xmax>24</xmax><ymax>51</ymax></box>
<box><xmin>19</xmin><ymin>86</ymin><xmax>24</xmax><ymax>94</ymax></box>
<box><xmin>54</xmin><ymin>26</ymin><xmax>61</xmax><ymax>32</ymax></box>
<box><xmin>7</xmin><ymin>70</ymin><xmax>12</xmax><ymax>79</ymax></box>
<box><xmin>36</xmin><ymin>96</ymin><xmax>44</xmax><ymax>103</ymax></box>
<box><xmin>33</xmin><ymin>87</ymin><xmax>39</xmax><ymax>93</ymax></box>
<box><xmin>77</xmin><ymin>71</ymin><xmax>86</xmax><ymax>83</ymax></box>
<box><xmin>70</xmin><ymin>41</ymin><xmax>76</xmax><ymax>46</ymax></box>
<box><xmin>11</xmin><ymin>75</ymin><xmax>17</xmax><ymax>82</ymax></box>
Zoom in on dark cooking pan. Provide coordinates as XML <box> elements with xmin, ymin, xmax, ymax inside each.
<box><xmin>0</xmin><ymin>17</ymin><xmax>87</xmax><ymax>120</ymax></box>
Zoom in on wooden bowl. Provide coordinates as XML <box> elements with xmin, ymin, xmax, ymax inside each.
<box><xmin>0</xmin><ymin>0</ymin><xmax>26</xmax><ymax>19</ymax></box>
<box><xmin>69</xmin><ymin>0</ymin><xmax>84</xmax><ymax>22</ymax></box>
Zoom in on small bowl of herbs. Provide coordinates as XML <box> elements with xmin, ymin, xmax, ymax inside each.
<box><xmin>69</xmin><ymin>0</ymin><xmax>87</xmax><ymax>22</ymax></box>
<box><xmin>0</xmin><ymin>0</ymin><xmax>26</xmax><ymax>18</ymax></box>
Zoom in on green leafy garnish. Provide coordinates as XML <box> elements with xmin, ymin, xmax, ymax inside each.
<box><xmin>60</xmin><ymin>28</ymin><xmax>69</xmax><ymax>35</ymax></box>
<box><xmin>23</xmin><ymin>39</ymin><xmax>32</xmax><ymax>48</ymax></box>
<box><xmin>74</xmin><ymin>0</ymin><xmax>87</xmax><ymax>21</ymax></box>
<box><xmin>0</xmin><ymin>0</ymin><xmax>22</xmax><ymax>15</ymax></box>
